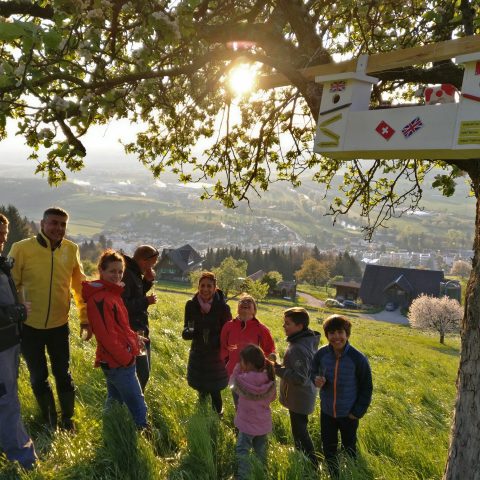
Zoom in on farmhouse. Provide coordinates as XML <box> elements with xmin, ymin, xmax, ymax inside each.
<box><xmin>157</xmin><ymin>244</ymin><xmax>203</xmax><ymax>282</ymax></box>
<box><xmin>359</xmin><ymin>264</ymin><xmax>444</xmax><ymax>308</ymax></box>
<box><xmin>330</xmin><ymin>280</ymin><xmax>361</xmax><ymax>301</ymax></box>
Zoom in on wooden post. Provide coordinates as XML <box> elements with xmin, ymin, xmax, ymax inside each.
<box><xmin>258</xmin><ymin>35</ymin><xmax>480</xmax><ymax>90</ymax></box>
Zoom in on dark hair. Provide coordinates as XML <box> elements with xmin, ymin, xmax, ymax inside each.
<box><xmin>284</xmin><ymin>307</ymin><xmax>309</xmax><ymax>329</ymax></box>
<box><xmin>198</xmin><ymin>271</ymin><xmax>216</xmax><ymax>286</ymax></box>
<box><xmin>43</xmin><ymin>207</ymin><xmax>69</xmax><ymax>220</ymax></box>
<box><xmin>0</xmin><ymin>214</ymin><xmax>8</xmax><ymax>225</ymax></box>
<box><xmin>97</xmin><ymin>249</ymin><xmax>125</xmax><ymax>272</ymax></box>
<box><xmin>240</xmin><ymin>344</ymin><xmax>275</xmax><ymax>381</ymax></box>
<box><xmin>133</xmin><ymin>245</ymin><xmax>159</xmax><ymax>261</ymax></box>
<box><xmin>322</xmin><ymin>314</ymin><xmax>352</xmax><ymax>337</ymax></box>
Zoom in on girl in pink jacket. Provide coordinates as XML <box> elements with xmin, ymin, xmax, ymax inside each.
<box><xmin>230</xmin><ymin>344</ymin><xmax>276</xmax><ymax>480</ymax></box>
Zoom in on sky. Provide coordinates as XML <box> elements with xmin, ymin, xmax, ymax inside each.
<box><xmin>0</xmin><ymin>118</ymin><xmax>149</xmax><ymax>178</ymax></box>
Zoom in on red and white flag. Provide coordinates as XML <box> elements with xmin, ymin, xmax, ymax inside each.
<box><xmin>329</xmin><ymin>81</ymin><xmax>346</xmax><ymax>92</ymax></box>
<box><xmin>402</xmin><ymin>116</ymin><xmax>423</xmax><ymax>138</ymax></box>
<box><xmin>375</xmin><ymin>120</ymin><xmax>395</xmax><ymax>140</ymax></box>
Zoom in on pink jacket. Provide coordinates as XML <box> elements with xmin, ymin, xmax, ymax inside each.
<box><xmin>220</xmin><ymin>317</ymin><xmax>275</xmax><ymax>376</ymax></box>
<box><xmin>230</xmin><ymin>364</ymin><xmax>276</xmax><ymax>436</ymax></box>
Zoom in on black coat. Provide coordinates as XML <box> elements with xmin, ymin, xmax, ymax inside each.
<box><xmin>0</xmin><ymin>256</ymin><xmax>26</xmax><ymax>352</ymax></box>
<box><xmin>182</xmin><ymin>290</ymin><xmax>231</xmax><ymax>392</ymax></box>
<box><xmin>121</xmin><ymin>254</ymin><xmax>153</xmax><ymax>334</ymax></box>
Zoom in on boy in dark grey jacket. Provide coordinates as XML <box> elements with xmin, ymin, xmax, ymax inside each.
<box><xmin>311</xmin><ymin>314</ymin><xmax>372</xmax><ymax>478</ymax></box>
<box><xmin>271</xmin><ymin>307</ymin><xmax>320</xmax><ymax>465</ymax></box>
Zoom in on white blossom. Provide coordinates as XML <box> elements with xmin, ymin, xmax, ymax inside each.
<box><xmin>14</xmin><ymin>63</ymin><xmax>26</xmax><ymax>77</ymax></box>
<box><xmin>51</xmin><ymin>96</ymin><xmax>70</xmax><ymax>112</ymax></box>
<box><xmin>38</xmin><ymin>128</ymin><xmax>54</xmax><ymax>140</ymax></box>
<box><xmin>86</xmin><ymin>9</ymin><xmax>103</xmax><ymax>20</ymax></box>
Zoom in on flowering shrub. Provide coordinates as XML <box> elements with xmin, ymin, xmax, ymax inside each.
<box><xmin>408</xmin><ymin>294</ymin><xmax>462</xmax><ymax>344</ymax></box>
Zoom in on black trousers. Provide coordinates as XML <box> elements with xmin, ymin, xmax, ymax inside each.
<box><xmin>135</xmin><ymin>340</ymin><xmax>151</xmax><ymax>393</ymax></box>
<box><xmin>199</xmin><ymin>390</ymin><xmax>223</xmax><ymax>414</ymax></box>
<box><xmin>21</xmin><ymin>323</ymin><xmax>74</xmax><ymax>396</ymax></box>
<box><xmin>321</xmin><ymin>411</ymin><xmax>359</xmax><ymax>476</ymax></box>
<box><xmin>289</xmin><ymin>410</ymin><xmax>316</xmax><ymax>463</ymax></box>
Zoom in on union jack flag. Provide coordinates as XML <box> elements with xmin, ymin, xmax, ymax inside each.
<box><xmin>402</xmin><ymin>116</ymin><xmax>424</xmax><ymax>138</ymax></box>
<box><xmin>329</xmin><ymin>81</ymin><xmax>346</xmax><ymax>92</ymax></box>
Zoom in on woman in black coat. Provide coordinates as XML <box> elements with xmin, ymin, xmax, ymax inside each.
<box><xmin>182</xmin><ymin>271</ymin><xmax>232</xmax><ymax>414</ymax></box>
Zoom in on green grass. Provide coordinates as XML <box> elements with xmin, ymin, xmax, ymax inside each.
<box><xmin>156</xmin><ymin>279</ymin><xmax>195</xmax><ymax>294</ymax></box>
<box><xmin>4</xmin><ymin>290</ymin><xmax>459</xmax><ymax>479</ymax></box>
<box><xmin>297</xmin><ymin>284</ymin><xmax>337</xmax><ymax>301</ymax></box>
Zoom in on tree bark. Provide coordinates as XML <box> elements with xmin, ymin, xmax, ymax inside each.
<box><xmin>440</xmin><ymin>333</ymin><xmax>445</xmax><ymax>345</ymax></box>
<box><xmin>443</xmin><ymin>166</ymin><xmax>480</xmax><ymax>480</ymax></box>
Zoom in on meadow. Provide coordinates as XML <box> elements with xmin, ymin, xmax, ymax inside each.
<box><xmin>1</xmin><ymin>290</ymin><xmax>459</xmax><ymax>480</ymax></box>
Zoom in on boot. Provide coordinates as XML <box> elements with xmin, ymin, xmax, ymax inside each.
<box><xmin>58</xmin><ymin>390</ymin><xmax>75</xmax><ymax>432</ymax></box>
<box><xmin>35</xmin><ymin>390</ymin><xmax>57</xmax><ymax>429</ymax></box>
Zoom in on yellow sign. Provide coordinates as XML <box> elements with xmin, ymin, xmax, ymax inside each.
<box><xmin>458</xmin><ymin>120</ymin><xmax>480</xmax><ymax>144</ymax></box>
<box><xmin>318</xmin><ymin>113</ymin><xmax>342</xmax><ymax>147</ymax></box>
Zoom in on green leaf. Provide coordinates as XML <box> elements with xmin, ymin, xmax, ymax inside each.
<box><xmin>43</xmin><ymin>29</ymin><xmax>63</xmax><ymax>50</ymax></box>
<box><xmin>0</xmin><ymin>76</ymin><xmax>14</xmax><ymax>88</ymax></box>
<box><xmin>0</xmin><ymin>22</ymin><xmax>26</xmax><ymax>41</ymax></box>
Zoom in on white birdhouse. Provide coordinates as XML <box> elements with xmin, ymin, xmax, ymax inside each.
<box><xmin>314</xmin><ymin>52</ymin><xmax>480</xmax><ymax>159</ymax></box>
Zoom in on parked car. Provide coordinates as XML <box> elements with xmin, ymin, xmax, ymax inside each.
<box><xmin>342</xmin><ymin>300</ymin><xmax>358</xmax><ymax>309</ymax></box>
<box><xmin>385</xmin><ymin>302</ymin><xmax>397</xmax><ymax>311</ymax></box>
<box><xmin>325</xmin><ymin>298</ymin><xmax>344</xmax><ymax>308</ymax></box>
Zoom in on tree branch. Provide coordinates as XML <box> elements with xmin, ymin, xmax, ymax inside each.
<box><xmin>0</xmin><ymin>1</ymin><xmax>53</xmax><ymax>19</ymax></box>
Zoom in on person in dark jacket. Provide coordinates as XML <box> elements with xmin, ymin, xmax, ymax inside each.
<box><xmin>311</xmin><ymin>314</ymin><xmax>373</xmax><ymax>478</ymax></box>
<box><xmin>182</xmin><ymin>271</ymin><xmax>231</xmax><ymax>414</ymax></box>
<box><xmin>272</xmin><ymin>307</ymin><xmax>320</xmax><ymax>466</ymax></box>
<box><xmin>0</xmin><ymin>214</ymin><xmax>36</xmax><ymax>469</ymax></box>
<box><xmin>122</xmin><ymin>245</ymin><xmax>159</xmax><ymax>392</ymax></box>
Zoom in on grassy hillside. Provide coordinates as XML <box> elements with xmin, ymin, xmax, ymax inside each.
<box><xmin>2</xmin><ymin>290</ymin><xmax>459</xmax><ymax>479</ymax></box>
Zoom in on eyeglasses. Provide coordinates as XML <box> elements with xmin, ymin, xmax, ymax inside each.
<box><xmin>239</xmin><ymin>299</ymin><xmax>254</xmax><ymax>306</ymax></box>
<box><xmin>145</xmin><ymin>249</ymin><xmax>159</xmax><ymax>260</ymax></box>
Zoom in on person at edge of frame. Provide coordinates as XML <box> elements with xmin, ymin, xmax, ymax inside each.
<box><xmin>0</xmin><ymin>213</ymin><xmax>37</xmax><ymax>469</ymax></box>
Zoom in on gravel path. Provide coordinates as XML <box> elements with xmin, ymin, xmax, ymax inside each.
<box><xmin>298</xmin><ymin>291</ymin><xmax>409</xmax><ymax>325</ymax></box>
<box><xmin>297</xmin><ymin>291</ymin><xmax>324</xmax><ymax>308</ymax></box>
<box><xmin>362</xmin><ymin>309</ymin><xmax>409</xmax><ymax>325</ymax></box>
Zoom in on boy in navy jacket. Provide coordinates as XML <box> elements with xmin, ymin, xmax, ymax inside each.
<box><xmin>311</xmin><ymin>314</ymin><xmax>372</xmax><ymax>477</ymax></box>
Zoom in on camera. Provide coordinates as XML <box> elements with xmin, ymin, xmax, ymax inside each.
<box><xmin>0</xmin><ymin>256</ymin><xmax>14</xmax><ymax>275</ymax></box>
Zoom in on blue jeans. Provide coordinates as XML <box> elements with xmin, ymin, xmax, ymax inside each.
<box><xmin>236</xmin><ymin>431</ymin><xmax>267</xmax><ymax>480</ymax></box>
<box><xmin>0</xmin><ymin>345</ymin><xmax>37</xmax><ymax>469</ymax></box>
<box><xmin>101</xmin><ymin>364</ymin><xmax>147</xmax><ymax>428</ymax></box>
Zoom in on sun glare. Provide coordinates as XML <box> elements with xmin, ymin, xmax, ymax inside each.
<box><xmin>228</xmin><ymin>64</ymin><xmax>256</xmax><ymax>96</ymax></box>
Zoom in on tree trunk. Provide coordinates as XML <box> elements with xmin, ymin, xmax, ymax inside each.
<box><xmin>443</xmin><ymin>171</ymin><xmax>480</xmax><ymax>480</ymax></box>
<box><xmin>440</xmin><ymin>333</ymin><xmax>445</xmax><ymax>344</ymax></box>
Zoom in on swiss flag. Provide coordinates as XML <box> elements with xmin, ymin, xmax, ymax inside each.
<box><xmin>375</xmin><ymin>120</ymin><xmax>395</xmax><ymax>140</ymax></box>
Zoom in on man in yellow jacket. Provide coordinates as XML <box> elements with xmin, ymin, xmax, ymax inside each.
<box><xmin>9</xmin><ymin>207</ymin><xmax>90</xmax><ymax>430</ymax></box>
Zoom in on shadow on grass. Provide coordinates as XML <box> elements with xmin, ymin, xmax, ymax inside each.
<box><xmin>429</xmin><ymin>344</ymin><xmax>460</xmax><ymax>356</ymax></box>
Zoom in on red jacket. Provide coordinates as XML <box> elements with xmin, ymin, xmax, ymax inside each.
<box><xmin>82</xmin><ymin>280</ymin><xmax>139</xmax><ymax>368</ymax></box>
<box><xmin>220</xmin><ymin>317</ymin><xmax>275</xmax><ymax>376</ymax></box>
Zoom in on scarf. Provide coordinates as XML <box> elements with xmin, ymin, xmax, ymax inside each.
<box><xmin>197</xmin><ymin>294</ymin><xmax>213</xmax><ymax>314</ymax></box>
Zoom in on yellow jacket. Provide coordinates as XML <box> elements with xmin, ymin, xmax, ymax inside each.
<box><xmin>9</xmin><ymin>232</ymin><xmax>87</xmax><ymax>329</ymax></box>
